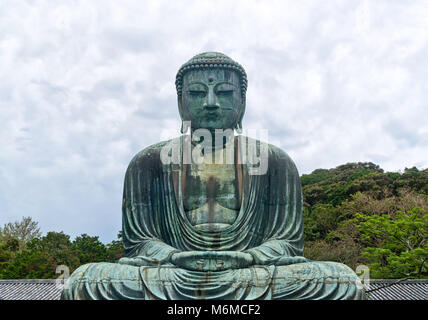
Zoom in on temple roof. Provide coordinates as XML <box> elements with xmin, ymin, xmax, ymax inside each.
<box><xmin>0</xmin><ymin>279</ymin><xmax>426</xmax><ymax>300</ymax></box>
<box><xmin>0</xmin><ymin>280</ymin><xmax>62</xmax><ymax>300</ymax></box>
<box><xmin>366</xmin><ymin>279</ymin><xmax>427</xmax><ymax>300</ymax></box>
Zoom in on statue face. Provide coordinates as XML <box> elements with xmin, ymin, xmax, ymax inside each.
<box><xmin>180</xmin><ymin>69</ymin><xmax>243</xmax><ymax>131</ymax></box>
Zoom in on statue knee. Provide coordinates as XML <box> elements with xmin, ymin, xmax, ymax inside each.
<box><xmin>273</xmin><ymin>261</ymin><xmax>359</xmax><ymax>281</ymax></box>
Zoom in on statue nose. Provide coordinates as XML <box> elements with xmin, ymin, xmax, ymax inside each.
<box><xmin>204</xmin><ymin>89</ymin><xmax>220</xmax><ymax>111</ymax></box>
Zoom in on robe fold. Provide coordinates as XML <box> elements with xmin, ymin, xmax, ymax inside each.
<box><xmin>61</xmin><ymin>136</ymin><xmax>366</xmax><ymax>300</ymax></box>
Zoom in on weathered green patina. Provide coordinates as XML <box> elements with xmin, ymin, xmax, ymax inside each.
<box><xmin>61</xmin><ymin>52</ymin><xmax>366</xmax><ymax>300</ymax></box>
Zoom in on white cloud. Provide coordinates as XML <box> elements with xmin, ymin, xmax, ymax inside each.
<box><xmin>0</xmin><ymin>0</ymin><xmax>427</xmax><ymax>241</ymax></box>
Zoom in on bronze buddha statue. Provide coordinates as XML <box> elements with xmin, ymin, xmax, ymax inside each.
<box><xmin>61</xmin><ymin>52</ymin><xmax>366</xmax><ymax>300</ymax></box>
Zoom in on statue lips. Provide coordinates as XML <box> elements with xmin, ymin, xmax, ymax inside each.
<box><xmin>204</xmin><ymin>110</ymin><xmax>220</xmax><ymax>120</ymax></box>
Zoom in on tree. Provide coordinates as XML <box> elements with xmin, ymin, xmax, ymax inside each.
<box><xmin>304</xmin><ymin>237</ymin><xmax>363</xmax><ymax>270</ymax></box>
<box><xmin>72</xmin><ymin>234</ymin><xmax>108</xmax><ymax>264</ymax></box>
<box><xmin>355</xmin><ymin>207</ymin><xmax>427</xmax><ymax>279</ymax></box>
<box><xmin>0</xmin><ymin>216</ymin><xmax>41</xmax><ymax>249</ymax></box>
<box><xmin>394</xmin><ymin>167</ymin><xmax>428</xmax><ymax>195</ymax></box>
<box><xmin>302</xmin><ymin>162</ymin><xmax>388</xmax><ymax>209</ymax></box>
<box><xmin>304</xmin><ymin>189</ymin><xmax>428</xmax><ymax>274</ymax></box>
<box><xmin>106</xmin><ymin>231</ymin><xmax>125</xmax><ymax>262</ymax></box>
<box><xmin>303</xmin><ymin>204</ymin><xmax>340</xmax><ymax>241</ymax></box>
<box><xmin>0</xmin><ymin>239</ymin><xmax>19</xmax><ymax>275</ymax></box>
<box><xmin>1</xmin><ymin>232</ymin><xmax>80</xmax><ymax>279</ymax></box>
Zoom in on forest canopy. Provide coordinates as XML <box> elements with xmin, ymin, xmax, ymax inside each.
<box><xmin>301</xmin><ymin>162</ymin><xmax>427</xmax><ymax>279</ymax></box>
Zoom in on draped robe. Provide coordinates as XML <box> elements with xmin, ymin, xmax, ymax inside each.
<box><xmin>61</xmin><ymin>136</ymin><xmax>366</xmax><ymax>300</ymax></box>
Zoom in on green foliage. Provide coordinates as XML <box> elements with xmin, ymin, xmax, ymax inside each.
<box><xmin>0</xmin><ymin>242</ymin><xmax>14</xmax><ymax>274</ymax></box>
<box><xmin>106</xmin><ymin>232</ymin><xmax>125</xmax><ymax>262</ymax></box>
<box><xmin>303</xmin><ymin>162</ymin><xmax>427</xmax><ymax>279</ymax></box>
<box><xmin>304</xmin><ymin>237</ymin><xmax>363</xmax><ymax>269</ymax></box>
<box><xmin>344</xmin><ymin>173</ymin><xmax>393</xmax><ymax>199</ymax></box>
<box><xmin>394</xmin><ymin>168</ymin><xmax>428</xmax><ymax>194</ymax></box>
<box><xmin>0</xmin><ymin>229</ymin><xmax>124</xmax><ymax>279</ymax></box>
<box><xmin>302</xmin><ymin>162</ymin><xmax>427</xmax><ymax>211</ymax></box>
<box><xmin>303</xmin><ymin>204</ymin><xmax>340</xmax><ymax>241</ymax></box>
<box><xmin>354</xmin><ymin>207</ymin><xmax>427</xmax><ymax>279</ymax></box>
<box><xmin>301</xmin><ymin>169</ymin><xmax>334</xmax><ymax>186</ymax></box>
<box><xmin>1</xmin><ymin>232</ymin><xmax>80</xmax><ymax>279</ymax></box>
<box><xmin>386</xmin><ymin>172</ymin><xmax>401</xmax><ymax>181</ymax></box>
<box><xmin>4</xmin><ymin>238</ymin><xmax>20</xmax><ymax>252</ymax></box>
<box><xmin>0</xmin><ymin>216</ymin><xmax>41</xmax><ymax>250</ymax></box>
<box><xmin>302</xmin><ymin>162</ymin><xmax>388</xmax><ymax>208</ymax></box>
<box><xmin>72</xmin><ymin>234</ymin><xmax>108</xmax><ymax>264</ymax></box>
<box><xmin>304</xmin><ymin>217</ymin><xmax>366</xmax><ymax>270</ymax></box>
<box><xmin>0</xmin><ymin>238</ymin><xmax>21</xmax><ymax>275</ymax></box>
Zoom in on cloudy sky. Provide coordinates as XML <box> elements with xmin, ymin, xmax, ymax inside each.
<box><xmin>1</xmin><ymin>0</ymin><xmax>427</xmax><ymax>242</ymax></box>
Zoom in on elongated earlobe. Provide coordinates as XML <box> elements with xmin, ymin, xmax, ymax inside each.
<box><xmin>181</xmin><ymin>121</ymin><xmax>190</xmax><ymax>134</ymax></box>
<box><xmin>235</xmin><ymin>121</ymin><xmax>243</xmax><ymax>134</ymax></box>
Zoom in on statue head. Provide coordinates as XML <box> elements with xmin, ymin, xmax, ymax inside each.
<box><xmin>175</xmin><ymin>52</ymin><xmax>247</xmax><ymax>133</ymax></box>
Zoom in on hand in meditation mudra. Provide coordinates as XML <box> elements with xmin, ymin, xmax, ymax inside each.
<box><xmin>61</xmin><ymin>52</ymin><xmax>366</xmax><ymax>300</ymax></box>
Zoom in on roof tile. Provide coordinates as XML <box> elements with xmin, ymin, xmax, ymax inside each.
<box><xmin>0</xmin><ymin>279</ymin><xmax>426</xmax><ymax>300</ymax></box>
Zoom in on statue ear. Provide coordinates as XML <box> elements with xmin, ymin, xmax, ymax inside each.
<box><xmin>178</xmin><ymin>97</ymin><xmax>190</xmax><ymax>134</ymax></box>
<box><xmin>234</xmin><ymin>120</ymin><xmax>243</xmax><ymax>134</ymax></box>
<box><xmin>235</xmin><ymin>96</ymin><xmax>245</xmax><ymax>134</ymax></box>
<box><xmin>181</xmin><ymin>121</ymin><xmax>190</xmax><ymax>134</ymax></box>
<box><xmin>178</xmin><ymin>96</ymin><xmax>183</xmax><ymax>119</ymax></box>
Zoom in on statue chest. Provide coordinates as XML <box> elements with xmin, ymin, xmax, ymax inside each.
<box><xmin>182</xmin><ymin>161</ymin><xmax>241</xmax><ymax>231</ymax></box>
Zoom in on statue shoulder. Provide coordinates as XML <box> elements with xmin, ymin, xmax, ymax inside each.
<box><xmin>126</xmin><ymin>138</ymin><xmax>179</xmax><ymax>172</ymax></box>
<box><xmin>240</xmin><ymin>135</ymin><xmax>299</xmax><ymax>175</ymax></box>
<box><xmin>268</xmin><ymin>143</ymin><xmax>300</xmax><ymax>176</ymax></box>
<box><xmin>267</xmin><ymin>143</ymin><xmax>295</xmax><ymax>164</ymax></box>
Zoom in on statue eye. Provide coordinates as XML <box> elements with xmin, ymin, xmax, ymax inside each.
<box><xmin>215</xmin><ymin>83</ymin><xmax>235</xmax><ymax>96</ymax></box>
<box><xmin>216</xmin><ymin>89</ymin><xmax>233</xmax><ymax>96</ymax></box>
<box><xmin>188</xmin><ymin>90</ymin><xmax>206</xmax><ymax>97</ymax></box>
